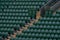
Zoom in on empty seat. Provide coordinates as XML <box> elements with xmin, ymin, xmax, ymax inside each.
<box><xmin>0</xmin><ymin>0</ymin><xmax>60</xmax><ymax>40</ymax></box>
<box><xmin>0</xmin><ymin>32</ymin><xmax>8</xmax><ymax>38</ymax></box>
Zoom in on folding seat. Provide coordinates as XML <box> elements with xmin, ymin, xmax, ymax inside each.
<box><xmin>29</xmin><ymin>26</ymin><xmax>44</xmax><ymax>29</ymax></box>
<box><xmin>11</xmin><ymin>37</ymin><xmax>31</xmax><ymax>40</ymax></box>
<box><xmin>14</xmin><ymin>26</ymin><xmax>20</xmax><ymax>31</ymax></box>
<box><xmin>28</xmin><ymin>9</ymin><xmax>36</xmax><ymax>15</ymax></box>
<box><xmin>0</xmin><ymin>13</ymin><xmax>29</xmax><ymax>17</ymax></box>
<box><xmin>0</xmin><ymin>0</ymin><xmax>60</xmax><ymax>40</ymax></box>
<box><xmin>16</xmin><ymin>33</ymin><xmax>25</xmax><ymax>37</ymax></box>
<box><xmin>0</xmin><ymin>37</ymin><xmax>2</xmax><ymax>40</ymax></box>
<box><xmin>0</xmin><ymin>28</ymin><xmax>14</xmax><ymax>31</ymax></box>
<box><xmin>0</xmin><ymin>32</ymin><xmax>8</xmax><ymax>38</ymax></box>
<box><xmin>0</xmin><ymin>24</ymin><xmax>19</xmax><ymax>28</ymax></box>
<box><xmin>19</xmin><ymin>23</ymin><xmax>25</xmax><ymax>27</ymax></box>
<box><xmin>7</xmin><ymin>29</ymin><xmax>15</xmax><ymax>35</ymax></box>
<box><xmin>0</xmin><ymin>28</ymin><xmax>15</xmax><ymax>35</ymax></box>
<box><xmin>0</xmin><ymin>28</ymin><xmax>9</xmax><ymax>32</ymax></box>
<box><xmin>10</xmin><ymin>38</ymin><xmax>18</xmax><ymax>40</ymax></box>
<box><xmin>45</xmin><ymin>10</ymin><xmax>53</xmax><ymax>16</ymax></box>
<box><xmin>22</xmin><ymin>29</ymin><xmax>30</xmax><ymax>33</ymax></box>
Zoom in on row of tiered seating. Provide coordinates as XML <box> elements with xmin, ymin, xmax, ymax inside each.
<box><xmin>11</xmin><ymin>10</ymin><xmax>60</xmax><ymax>40</ymax></box>
<box><xmin>0</xmin><ymin>0</ymin><xmax>47</xmax><ymax>40</ymax></box>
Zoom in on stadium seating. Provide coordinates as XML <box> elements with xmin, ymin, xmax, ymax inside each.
<box><xmin>0</xmin><ymin>0</ymin><xmax>60</xmax><ymax>40</ymax></box>
<box><xmin>13</xmin><ymin>10</ymin><xmax>60</xmax><ymax>40</ymax></box>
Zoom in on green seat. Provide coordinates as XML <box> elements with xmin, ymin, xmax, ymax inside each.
<box><xmin>0</xmin><ymin>0</ymin><xmax>60</xmax><ymax>40</ymax></box>
<box><xmin>0</xmin><ymin>32</ymin><xmax>8</xmax><ymax>38</ymax></box>
<box><xmin>0</xmin><ymin>28</ymin><xmax>14</xmax><ymax>34</ymax></box>
<box><xmin>0</xmin><ymin>24</ymin><xmax>20</xmax><ymax>28</ymax></box>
